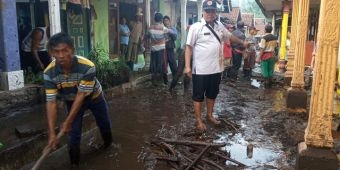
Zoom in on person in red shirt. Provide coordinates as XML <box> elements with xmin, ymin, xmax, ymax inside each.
<box><xmin>222</xmin><ymin>24</ymin><xmax>234</xmax><ymax>79</ymax></box>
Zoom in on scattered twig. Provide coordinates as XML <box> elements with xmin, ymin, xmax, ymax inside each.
<box><xmin>210</xmin><ymin>151</ymin><xmax>246</xmax><ymax>167</ymax></box>
<box><xmin>185</xmin><ymin>145</ymin><xmax>210</xmax><ymax>170</ymax></box>
<box><xmin>170</xmin><ymin>144</ymin><xmax>207</xmax><ymax>170</ymax></box>
<box><xmin>160</xmin><ymin>142</ymin><xmax>176</xmax><ymax>155</ymax></box>
<box><xmin>160</xmin><ymin>137</ymin><xmax>226</xmax><ymax>147</ymax></box>
<box><xmin>201</xmin><ymin>158</ymin><xmax>225</xmax><ymax>170</ymax></box>
<box><xmin>150</xmin><ymin>154</ymin><xmax>179</xmax><ymax>162</ymax></box>
<box><xmin>220</xmin><ymin>119</ymin><xmax>239</xmax><ymax>132</ymax></box>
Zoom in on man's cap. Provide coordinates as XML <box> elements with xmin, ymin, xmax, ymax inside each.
<box><xmin>203</xmin><ymin>0</ymin><xmax>217</xmax><ymax>10</ymax></box>
<box><xmin>249</xmin><ymin>26</ymin><xmax>259</xmax><ymax>31</ymax></box>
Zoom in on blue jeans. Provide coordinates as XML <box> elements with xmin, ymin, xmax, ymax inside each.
<box><xmin>65</xmin><ymin>94</ymin><xmax>112</xmax><ymax>147</ymax></box>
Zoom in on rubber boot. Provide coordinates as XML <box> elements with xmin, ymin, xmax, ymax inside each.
<box><xmin>68</xmin><ymin>145</ymin><xmax>80</xmax><ymax>167</ymax></box>
<box><xmin>101</xmin><ymin>132</ymin><xmax>112</xmax><ymax>148</ymax></box>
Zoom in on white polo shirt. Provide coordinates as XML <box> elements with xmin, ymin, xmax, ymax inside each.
<box><xmin>186</xmin><ymin>18</ymin><xmax>232</xmax><ymax>75</ymax></box>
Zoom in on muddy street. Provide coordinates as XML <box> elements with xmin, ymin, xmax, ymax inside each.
<box><xmin>54</xmin><ymin>75</ymin><xmax>307</xmax><ymax>170</ymax></box>
<box><xmin>4</xmin><ymin>75</ymin><xmax>310</xmax><ymax>170</ymax></box>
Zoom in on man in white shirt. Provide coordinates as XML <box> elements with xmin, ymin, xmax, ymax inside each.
<box><xmin>185</xmin><ymin>0</ymin><xmax>248</xmax><ymax>131</ymax></box>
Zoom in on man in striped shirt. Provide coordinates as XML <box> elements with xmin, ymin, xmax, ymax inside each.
<box><xmin>43</xmin><ymin>32</ymin><xmax>112</xmax><ymax>167</ymax></box>
<box><xmin>145</xmin><ymin>12</ymin><xmax>170</xmax><ymax>86</ymax></box>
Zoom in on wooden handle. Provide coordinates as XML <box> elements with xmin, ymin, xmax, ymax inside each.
<box><xmin>31</xmin><ymin>131</ymin><xmax>63</xmax><ymax>170</ymax></box>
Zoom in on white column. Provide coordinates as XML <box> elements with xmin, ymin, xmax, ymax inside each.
<box><xmin>171</xmin><ymin>1</ymin><xmax>176</xmax><ymax>21</ymax></box>
<box><xmin>181</xmin><ymin>0</ymin><xmax>187</xmax><ymax>48</ymax></box>
<box><xmin>145</xmin><ymin>0</ymin><xmax>151</xmax><ymax>27</ymax></box>
<box><xmin>305</xmin><ymin>0</ymin><xmax>340</xmax><ymax>148</ymax></box>
<box><xmin>48</xmin><ymin>0</ymin><xmax>61</xmax><ymax>34</ymax></box>
<box><xmin>271</xmin><ymin>14</ymin><xmax>275</xmax><ymax>34</ymax></box>
<box><xmin>197</xmin><ymin>0</ymin><xmax>203</xmax><ymax>21</ymax></box>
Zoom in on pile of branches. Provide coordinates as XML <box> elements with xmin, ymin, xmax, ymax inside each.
<box><xmin>145</xmin><ymin>137</ymin><xmax>246</xmax><ymax>170</ymax></box>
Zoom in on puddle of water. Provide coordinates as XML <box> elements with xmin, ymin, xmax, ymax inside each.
<box><xmin>216</xmin><ymin>133</ymin><xmax>286</xmax><ymax>169</ymax></box>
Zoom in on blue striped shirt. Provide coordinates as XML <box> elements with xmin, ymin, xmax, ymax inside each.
<box><xmin>43</xmin><ymin>55</ymin><xmax>102</xmax><ymax>102</ymax></box>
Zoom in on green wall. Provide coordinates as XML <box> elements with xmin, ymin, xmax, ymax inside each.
<box><xmin>93</xmin><ymin>0</ymin><xmax>109</xmax><ymax>52</ymax></box>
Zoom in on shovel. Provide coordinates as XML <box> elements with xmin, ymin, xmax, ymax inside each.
<box><xmin>31</xmin><ymin>131</ymin><xmax>64</xmax><ymax>170</ymax></box>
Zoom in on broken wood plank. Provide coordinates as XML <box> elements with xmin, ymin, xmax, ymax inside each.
<box><xmin>220</xmin><ymin>119</ymin><xmax>239</xmax><ymax>132</ymax></box>
<box><xmin>160</xmin><ymin>142</ymin><xmax>176</xmax><ymax>155</ymax></box>
<box><xmin>149</xmin><ymin>154</ymin><xmax>179</xmax><ymax>162</ymax></box>
<box><xmin>168</xmin><ymin>144</ymin><xmax>207</xmax><ymax>170</ymax></box>
<box><xmin>210</xmin><ymin>151</ymin><xmax>246</xmax><ymax>167</ymax></box>
<box><xmin>159</xmin><ymin>137</ymin><xmax>226</xmax><ymax>147</ymax></box>
<box><xmin>185</xmin><ymin>145</ymin><xmax>210</xmax><ymax>170</ymax></box>
<box><xmin>201</xmin><ymin>158</ymin><xmax>225</xmax><ymax>170</ymax></box>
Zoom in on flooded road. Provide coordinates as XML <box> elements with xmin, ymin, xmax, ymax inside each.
<box><xmin>72</xmin><ymin>85</ymin><xmax>190</xmax><ymax>170</ymax></box>
<box><xmin>0</xmin><ymin>75</ymin><xmax>314</xmax><ymax>170</ymax></box>
<box><xmin>57</xmin><ymin>78</ymin><xmax>300</xmax><ymax>170</ymax></box>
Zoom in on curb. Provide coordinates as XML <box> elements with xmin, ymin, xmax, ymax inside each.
<box><xmin>104</xmin><ymin>74</ymin><xmax>151</xmax><ymax>99</ymax></box>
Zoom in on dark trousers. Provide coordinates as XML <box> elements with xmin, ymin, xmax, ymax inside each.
<box><xmin>150</xmin><ymin>49</ymin><xmax>167</xmax><ymax>85</ymax></box>
<box><xmin>120</xmin><ymin>44</ymin><xmax>128</xmax><ymax>60</ymax></box>
<box><xmin>65</xmin><ymin>94</ymin><xmax>112</xmax><ymax>164</ymax></box>
<box><xmin>230</xmin><ymin>50</ymin><xmax>243</xmax><ymax>79</ymax></box>
<box><xmin>170</xmin><ymin>48</ymin><xmax>191</xmax><ymax>90</ymax></box>
<box><xmin>21</xmin><ymin>51</ymin><xmax>51</xmax><ymax>74</ymax></box>
<box><xmin>243</xmin><ymin>52</ymin><xmax>256</xmax><ymax>78</ymax></box>
<box><xmin>165</xmin><ymin>48</ymin><xmax>178</xmax><ymax>86</ymax></box>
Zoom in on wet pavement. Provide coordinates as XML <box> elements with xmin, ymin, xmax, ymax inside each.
<box><xmin>2</xmin><ymin>71</ymin><xmax>340</xmax><ymax>170</ymax></box>
<box><xmin>74</xmin><ymin>76</ymin><xmax>301</xmax><ymax>170</ymax></box>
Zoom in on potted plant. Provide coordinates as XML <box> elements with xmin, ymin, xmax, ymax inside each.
<box><xmin>88</xmin><ymin>44</ymin><xmax>130</xmax><ymax>89</ymax></box>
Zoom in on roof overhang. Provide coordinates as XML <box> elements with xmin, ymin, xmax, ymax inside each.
<box><xmin>255</xmin><ymin>0</ymin><xmax>321</xmax><ymax>18</ymax></box>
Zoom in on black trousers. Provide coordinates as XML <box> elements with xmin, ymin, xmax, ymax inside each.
<box><xmin>165</xmin><ymin>48</ymin><xmax>178</xmax><ymax>85</ymax></box>
<box><xmin>21</xmin><ymin>51</ymin><xmax>51</xmax><ymax>74</ymax></box>
<box><xmin>230</xmin><ymin>50</ymin><xmax>243</xmax><ymax>79</ymax></box>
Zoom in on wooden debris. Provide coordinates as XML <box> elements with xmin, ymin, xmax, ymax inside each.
<box><xmin>210</xmin><ymin>151</ymin><xmax>246</xmax><ymax>167</ymax></box>
<box><xmin>185</xmin><ymin>145</ymin><xmax>210</xmax><ymax>170</ymax></box>
<box><xmin>145</xmin><ymin>137</ymin><xmax>246</xmax><ymax>170</ymax></box>
<box><xmin>159</xmin><ymin>137</ymin><xmax>226</xmax><ymax>147</ymax></box>
<box><xmin>201</xmin><ymin>158</ymin><xmax>225</xmax><ymax>170</ymax></box>
<box><xmin>150</xmin><ymin>154</ymin><xmax>179</xmax><ymax>162</ymax></box>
